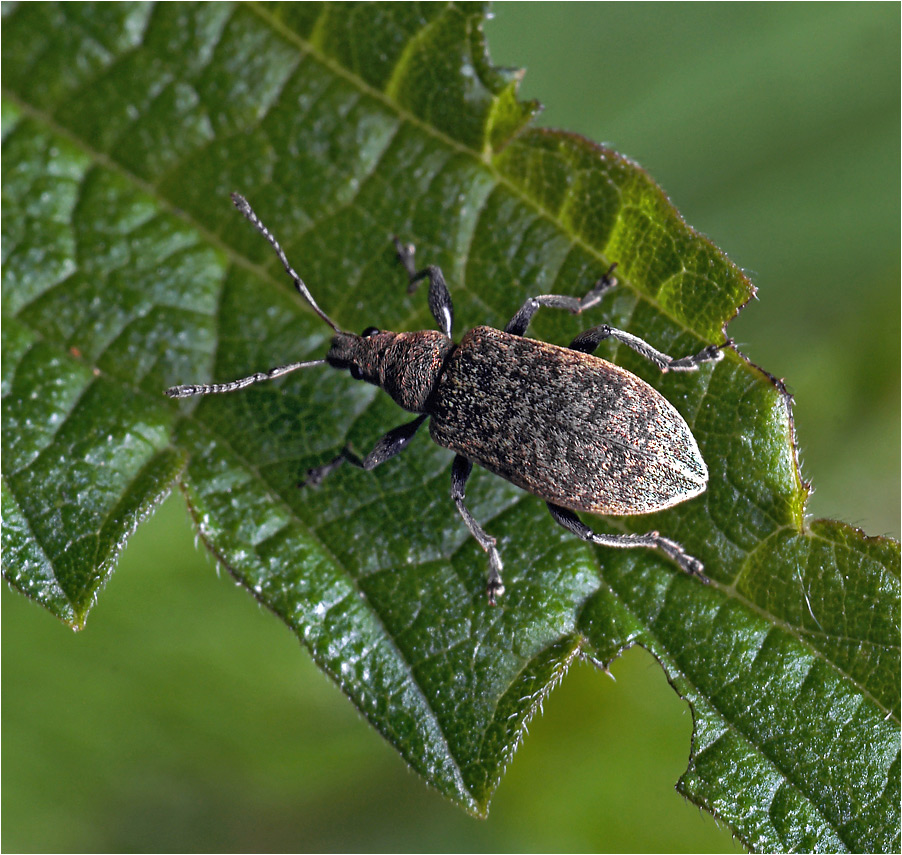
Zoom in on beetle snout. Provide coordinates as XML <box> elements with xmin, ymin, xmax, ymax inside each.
<box><xmin>326</xmin><ymin>330</ymin><xmax>392</xmax><ymax>384</ymax></box>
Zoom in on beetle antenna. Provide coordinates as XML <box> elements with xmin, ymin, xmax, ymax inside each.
<box><xmin>165</xmin><ymin>359</ymin><xmax>328</xmax><ymax>399</ymax></box>
<box><xmin>231</xmin><ymin>193</ymin><xmax>342</xmax><ymax>333</ymax></box>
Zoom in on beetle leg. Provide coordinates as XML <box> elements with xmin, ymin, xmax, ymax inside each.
<box><xmin>546</xmin><ymin>503</ymin><xmax>709</xmax><ymax>581</ymax></box>
<box><xmin>451</xmin><ymin>455</ymin><xmax>505</xmax><ymax>605</ymax></box>
<box><xmin>393</xmin><ymin>238</ymin><xmax>454</xmax><ymax>338</ymax></box>
<box><xmin>568</xmin><ymin>326</ymin><xmax>730</xmax><ymax>372</ymax></box>
<box><xmin>504</xmin><ymin>264</ymin><xmax>618</xmax><ymax>337</ymax></box>
<box><xmin>302</xmin><ymin>414</ymin><xmax>428</xmax><ymax>486</ymax></box>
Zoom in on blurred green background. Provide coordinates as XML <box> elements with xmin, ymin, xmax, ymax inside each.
<box><xmin>3</xmin><ymin>4</ymin><xmax>898</xmax><ymax>852</ymax></box>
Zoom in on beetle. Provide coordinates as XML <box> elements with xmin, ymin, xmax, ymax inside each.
<box><xmin>167</xmin><ymin>194</ymin><xmax>727</xmax><ymax>604</ymax></box>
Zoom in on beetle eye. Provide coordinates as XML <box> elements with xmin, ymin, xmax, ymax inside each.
<box><xmin>361</xmin><ymin>326</ymin><xmax>380</xmax><ymax>338</ymax></box>
<box><xmin>349</xmin><ymin>365</ymin><xmax>364</xmax><ymax>380</ymax></box>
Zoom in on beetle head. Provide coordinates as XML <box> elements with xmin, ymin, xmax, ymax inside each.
<box><xmin>327</xmin><ymin>328</ymin><xmax>453</xmax><ymax>413</ymax></box>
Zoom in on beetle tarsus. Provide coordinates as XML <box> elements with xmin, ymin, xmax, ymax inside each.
<box><xmin>301</xmin><ymin>452</ymin><xmax>348</xmax><ymax>487</ymax></box>
<box><xmin>486</xmin><ymin>576</ymin><xmax>505</xmax><ymax>607</ymax></box>
<box><xmin>667</xmin><ymin>343</ymin><xmax>726</xmax><ymax>372</ymax></box>
<box><xmin>651</xmin><ymin>533</ymin><xmax>709</xmax><ymax>581</ymax></box>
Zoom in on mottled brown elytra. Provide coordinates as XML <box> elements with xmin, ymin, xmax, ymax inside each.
<box><xmin>167</xmin><ymin>194</ymin><xmax>729</xmax><ymax>604</ymax></box>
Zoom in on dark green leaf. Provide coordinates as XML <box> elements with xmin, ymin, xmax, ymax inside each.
<box><xmin>2</xmin><ymin>3</ymin><xmax>898</xmax><ymax>851</ymax></box>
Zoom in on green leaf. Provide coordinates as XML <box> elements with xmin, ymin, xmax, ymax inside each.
<box><xmin>2</xmin><ymin>3</ymin><xmax>898</xmax><ymax>851</ymax></box>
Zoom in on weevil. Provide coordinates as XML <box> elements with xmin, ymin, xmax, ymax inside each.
<box><xmin>167</xmin><ymin>194</ymin><xmax>728</xmax><ymax>604</ymax></box>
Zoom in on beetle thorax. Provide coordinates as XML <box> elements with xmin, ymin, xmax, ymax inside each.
<box><xmin>327</xmin><ymin>330</ymin><xmax>453</xmax><ymax>413</ymax></box>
